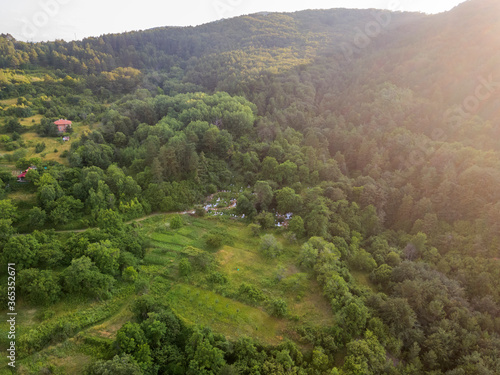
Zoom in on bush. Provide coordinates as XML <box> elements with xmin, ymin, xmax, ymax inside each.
<box><xmin>206</xmin><ymin>271</ymin><xmax>228</xmax><ymax>285</ymax></box>
<box><xmin>3</xmin><ymin>142</ymin><xmax>18</xmax><ymax>151</ymax></box>
<box><xmin>5</xmin><ymin>118</ymin><xmax>22</xmax><ymax>133</ymax></box>
<box><xmin>370</xmin><ymin>264</ymin><xmax>393</xmax><ymax>286</ymax></box>
<box><xmin>18</xmin><ymin>295</ymin><xmax>125</xmax><ymax>354</ymax></box>
<box><xmin>205</xmin><ymin>231</ymin><xmax>224</xmax><ymax>249</ymax></box>
<box><xmin>349</xmin><ymin>249</ymin><xmax>377</xmax><ymax>272</ymax></box>
<box><xmin>260</xmin><ymin>234</ymin><xmax>283</xmax><ymax>258</ymax></box>
<box><xmin>249</xmin><ymin>223</ymin><xmax>261</xmax><ymax>237</ymax></box>
<box><xmin>269</xmin><ymin>298</ymin><xmax>288</xmax><ymax>318</ymax></box>
<box><xmin>238</xmin><ymin>283</ymin><xmax>266</xmax><ymax>305</ymax></box>
<box><xmin>35</xmin><ymin>142</ymin><xmax>46</xmax><ymax>153</ymax></box>
<box><xmin>204</xmin><ymin>228</ymin><xmax>232</xmax><ymax>250</ymax></box>
<box><xmin>84</xmin><ymin>354</ymin><xmax>142</xmax><ymax>375</ymax></box>
<box><xmin>18</xmin><ymin>269</ymin><xmax>61</xmax><ymax>306</ymax></box>
<box><xmin>194</xmin><ymin>205</ymin><xmax>206</xmax><ymax>217</ymax></box>
<box><xmin>170</xmin><ymin>214</ymin><xmax>184</xmax><ymax>229</ymax></box>
<box><xmin>283</xmin><ymin>232</ymin><xmax>297</xmax><ymax>244</ymax></box>
<box><xmin>123</xmin><ymin>266</ymin><xmax>138</xmax><ymax>283</ymax></box>
<box><xmin>206</xmin><ymin>184</ymin><xmax>217</xmax><ymax>195</ymax></box>
<box><xmin>135</xmin><ymin>278</ymin><xmax>149</xmax><ymax>295</ymax></box>
<box><xmin>288</xmin><ymin>216</ymin><xmax>305</xmax><ymax>238</ymax></box>
<box><xmin>0</xmin><ymin>135</ymin><xmax>10</xmax><ymax>143</ymax></box>
<box><xmin>256</xmin><ymin>211</ymin><xmax>275</xmax><ymax>229</ymax></box>
<box><xmin>179</xmin><ymin>258</ymin><xmax>192</xmax><ymax>277</ymax></box>
<box><xmin>62</xmin><ymin>256</ymin><xmax>115</xmax><ymax>298</ymax></box>
<box><xmin>36</xmin><ymin>118</ymin><xmax>59</xmax><ymax>137</ymax></box>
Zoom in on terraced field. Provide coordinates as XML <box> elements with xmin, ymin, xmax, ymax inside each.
<box><xmin>1</xmin><ymin>214</ymin><xmax>337</xmax><ymax>374</ymax></box>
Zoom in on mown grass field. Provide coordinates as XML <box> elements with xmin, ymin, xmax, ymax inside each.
<box><xmin>167</xmin><ymin>283</ymin><xmax>283</xmax><ymax>344</ymax></box>
<box><xmin>0</xmin><ymin>99</ymin><xmax>17</xmax><ymax>105</ymax></box>
<box><xmin>0</xmin><ymin>214</ymin><xmax>338</xmax><ymax>374</ymax></box>
<box><xmin>140</xmin><ymin>215</ymin><xmax>336</xmax><ymax>341</ymax></box>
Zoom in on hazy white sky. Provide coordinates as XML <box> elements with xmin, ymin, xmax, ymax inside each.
<box><xmin>2</xmin><ymin>0</ymin><xmax>467</xmax><ymax>42</ymax></box>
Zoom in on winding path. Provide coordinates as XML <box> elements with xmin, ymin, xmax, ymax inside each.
<box><xmin>54</xmin><ymin>212</ymin><xmax>180</xmax><ymax>234</ymax></box>
<box><xmin>53</xmin><ymin>197</ymin><xmax>234</xmax><ymax>234</ymax></box>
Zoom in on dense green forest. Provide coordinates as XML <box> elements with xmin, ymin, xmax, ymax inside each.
<box><xmin>0</xmin><ymin>0</ymin><xmax>499</xmax><ymax>373</ymax></box>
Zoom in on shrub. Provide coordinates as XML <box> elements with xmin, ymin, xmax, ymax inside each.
<box><xmin>204</xmin><ymin>228</ymin><xmax>232</xmax><ymax>250</ymax></box>
<box><xmin>35</xmin><ymin>142</ymin><xmax>46</xmax><ymax>153</ymax></box>
<box><xmin>206</xmin><ymin>184</ymin><xmax>217</xmax><ymax>195</ymax></box>
<box><xmin>283</xmin><ymin>232</ymin><xmax>297</xmax><ymax>244</ymax></box>
<box><xmin>84</xmin><ymin>354</ymin><xmax>142</xmax><ymax>375</ymax></box>
<box><xmin>18</xmin><ymin>269</ymin><xmax>61</xmax><ymax>306</ymax></box>
<box><xmin>170</xmin><ymin>214</ymin><xmax>184</xmax><ymax>229</ymax></box>
<box><xmin>123</xmin><ymin>266</ymin><xmax>138</xmax><ymax>283</ymax></box>
<box><xmin>269</xmin><ymin>298</ymin><xmax>288</xmax><ymax>318</ymax></box>
<box><xmin>260</xmin><ymin>234</ymin><xmax>283</xmax><ymax>258</ymax></box>
<box><xmin>206</xmin><ymin>271</ymin><xmax>228</xmax><ymax>285</ymax></box>
<box><xmin>62</xmin><ymin>256</ymin><xmax>115</xmax><ymax>298</ymax></box>
<box><xmin>238</xmin><ymin>283</ymin><xmax>265</xmax><ymax>305</ymax></box>
<box><xmin>288</xmin><ymin>216</ymin><xmax>305</xmax><ymax>237</ymax></box>
<box><xmin>349</xmin><ymin>249</ymin><xmax>377</xmax><ymax>272</ymax></box>
<box><xmin>179</xmin><ymin>258</ymin><xmax>192</xmax><ymax>277</ymax></box>
<box><xmin>370</xmin><ymin>264</ymin><xmax>393</xmax><ymax>286</ymax></box>
<box><xmin>194</xmin><ymin>205</ymin><xmax>206</xmax><ymax>217</ymax></box>
<box><xmin>248</xmin><ymin>223</ymin><xmax>261</xmax><ymax>237</ymax></box>
<box><xmin>18</xmin><ymin>295</ymin><xmax>125</xmax><ymax>354</ymax></box>
<box><xmin>205</xmin><ymin>231</ymin><xmax>224</xmax><ymax>249</ymax></box>
<box><xmin>256</xmin><ymin>211</ymin><xmax>275</xmax><ymax>229</ymax></box>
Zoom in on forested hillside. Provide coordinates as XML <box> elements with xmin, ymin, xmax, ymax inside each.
<box><xmin>1</xmin><ymin>0</ymin><xmax>499</xmax><ymax>374</ymax></box>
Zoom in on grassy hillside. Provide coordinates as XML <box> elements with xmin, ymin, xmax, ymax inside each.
<box><xmin>0</xmin><ymin>213</ymin><xmax>343</xmax><ymax>374</ymax></box>
<box><xmin>0</xmin><ymin>1</ymin><xmax>499</xmax><ymax>373</ymax></box>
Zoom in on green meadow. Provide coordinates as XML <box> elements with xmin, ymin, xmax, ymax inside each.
<box><xmin>1</xmin><ymin>213</ymin><xmax>339</xmax><ymax>374</ymax></box>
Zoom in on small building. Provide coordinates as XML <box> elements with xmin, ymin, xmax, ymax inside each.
<box><xmin>54</xmin><ymin>119</ymin><xmax>72</xmax><ymax>133</ymax></box>
<box><xmin>17</xmin><ymin>166</ymin><xmax>36</xmax><ymax>182</ymax></box>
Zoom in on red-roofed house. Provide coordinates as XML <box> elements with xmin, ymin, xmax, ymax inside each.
<box><xmin>54</xmin><ymin>119</ymin><xmax>72</xmax><ymax>133</ymax></box>
<box><xmin>17</xmin><ymin>166</ymin><xmax>36</xmax><ymax>182</ymax></box>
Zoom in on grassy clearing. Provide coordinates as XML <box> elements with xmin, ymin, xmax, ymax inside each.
<box><xmin>18</xmin><ymin>115</ymin><xmax>43</xmax><ymax>127</ymax></box>
<box><xmin>217</xmin><ymin>244</ymin><xmax>335</xmax><ymax>326</ymax></box>
<box><xmin>0</xmin><ymin>121</ymin><xmax>91</xmax><ymax>165</ymax></box>
<box><xmin>7</xmin><ymin>190</ymin><xmax>36</xmax><ymax>202</ymax></box>
<box><xmin>12</xmin><ymin>340</ymin><xmax>93</xmax><ymax>375</ymax></box>
<box><xmin>141</xmin><ymin>215</ymin><xmax>336</xmax><ymax>341</ymax></box>
<box><xmin>0</xmin><ymin>98</ymin><xmax>17</xmax><ymax>106</ymax></box>
<box><xmin>1</xmin><ymin>215</ymin><xmax>337</xmax><ymax>373</ymax></box>
<box><xmin>167</xmin><ymin>284</ymin><xmax>284</xmax><ymax>345</ymax></box>
<box><xmin>290</xmin><ymin>278</ymin><xmax>335</xmax><ymax>325</ymax></box>
<box><xmin>351</xmin><ymin>270</ymin><xmax>377</xmax><ymax>292</ymax></box>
